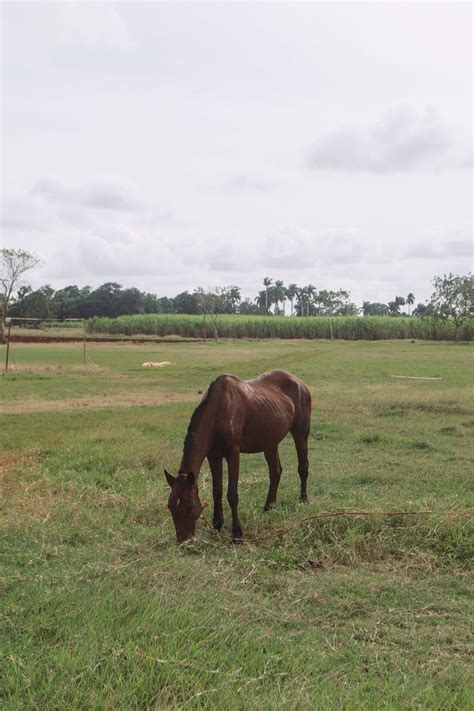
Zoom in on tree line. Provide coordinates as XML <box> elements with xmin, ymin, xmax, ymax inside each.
<box><xmin>1</xmin><ymin>249</ymin><xmax>472</xmax><ymax>342</ymax></box>
<box><xmin>5</xmin><ymin>277</ymin><xmax>422</xmax><ymax>320</ymax></box>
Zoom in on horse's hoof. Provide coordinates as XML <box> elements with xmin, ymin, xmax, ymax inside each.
<box><xmin>299</xmin><ymin>495</ymin><xmax>309</xmax><ymax>504</ymax></box>
<box><xmin>213</xmin><ymin>520</ymin><xmax>224</xmax><ymax>531</ymax></box>
<box><xmin>231</xmin><ymin>527</ymin><xmax>243</xmax><ymax>543</ymax></box>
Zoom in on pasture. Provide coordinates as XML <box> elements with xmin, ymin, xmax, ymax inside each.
<box><xmin>1</xmin><ymin>339</ymin><xmax>473</xmax><ymax>709</ymax></box>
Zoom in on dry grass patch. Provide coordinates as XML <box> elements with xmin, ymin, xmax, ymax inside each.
<box><xmin>0</xmin><ymin>448</ymin><xmax>131</xmax><ymax>528</ymax></box>
<box><xmin>4</xmin><ymin>363</ymin><xmax>105</xmax><ymax>374</ymax></box>
<box><xmin>1</xmin><ymin>390</ymin><xmax>198</xmax><ymax>415</ymax></box>
<box><xmin>0</xmin><ymin>452</ymin><xmax>58</xmax><ymax>527</ymax></box>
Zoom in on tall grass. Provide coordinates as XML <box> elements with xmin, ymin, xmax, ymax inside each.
<box><xmin>87</xmin><ymin>314</ymin><xmax>473</xmax><ymax>340</ymax></box>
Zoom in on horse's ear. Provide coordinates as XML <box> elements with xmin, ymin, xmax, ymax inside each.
<box><xmin>164</xmin><ymin>469</ymin><xmax>176</xmax><ymax>488</ymax></box>
<box><xmin>186</xmin><ymin>471</ymin><xmax>195</xmax><ymax>486</ymax></box>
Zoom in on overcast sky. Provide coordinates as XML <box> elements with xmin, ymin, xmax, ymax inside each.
<box><xmin>1</xmin><ymin>1</ymin><xmax>472</xmax><ymax>307</ymax></box>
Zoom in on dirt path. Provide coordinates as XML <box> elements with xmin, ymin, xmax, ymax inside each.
<box><xmin>1</xmin><ymin>390</ymin><xmax>198</xmax><ymax>415</ymax></box>
<box><xmin>8</xmin><ymin>336</ymin><xmax>203</xmax><ymax>344</ymax></box>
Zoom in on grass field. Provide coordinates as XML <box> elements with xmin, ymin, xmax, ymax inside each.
<box><xmin>1</xmin><ymin>340</ymin><xmax>473</xmax><ymax>709</ymax></box>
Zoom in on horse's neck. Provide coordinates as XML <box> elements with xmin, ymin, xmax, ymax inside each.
<box><xmin>179</xmin><ymin>399</ymin><xmax>215</xmax><ymax>475</ymax></box>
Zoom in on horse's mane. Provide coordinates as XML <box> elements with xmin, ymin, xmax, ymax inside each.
<box><xmin>181</xmin><ymin>379</ymin><xmax>217</xmax><ymax>470</ymax></box>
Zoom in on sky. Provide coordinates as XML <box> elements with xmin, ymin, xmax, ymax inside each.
<box><xmin>1</xmin><ymin>1</ymin><xmax>473</xmax><ymax>308</ymax></box>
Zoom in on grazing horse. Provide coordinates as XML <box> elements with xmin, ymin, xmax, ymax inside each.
<box><xmin>164</xmin><ymin>369</ymin><xmax>311</xmax><ymax>543</ymax></box>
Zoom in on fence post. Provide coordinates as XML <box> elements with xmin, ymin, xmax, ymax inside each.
<box><xmin>83</xmin><ymin>320</ymin><xmax>87</xmax><ymax>366</ymax></box>
<box><xmin>5</xmin><ymin>321</ymin><xmax>12</xmax><ymax>371</ymax></box>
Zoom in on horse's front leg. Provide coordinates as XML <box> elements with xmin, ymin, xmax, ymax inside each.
<box><xmin>207</xmin><ymin>452</ymin><xmax>224</xmax><ymax>531</ymax></box>
<box><xmin>226</xmin><ymin>448</ymin><xmax>243</xmax><ymax>541</ymax></box>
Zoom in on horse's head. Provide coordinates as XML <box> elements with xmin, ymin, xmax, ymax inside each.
<box><xmin>164</xmin><ymin>470</ymin><xmax>206</xmax><ymax>543</ymax></box>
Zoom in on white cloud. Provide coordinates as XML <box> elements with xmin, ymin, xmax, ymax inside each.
<box><xmin>258</xmin><ymin>228</ymin><xmax>374</xmax><ymax>271</ymax></box>
<box><xmin>222</xmin><ymin>172</ymin><xmax>274</xmax><ymax>193</ymax></box>
<box><xmin>207</xmin><ymin>244</ymin><xmax>243</xmax><ymax>272</ymax></box>
<box><xmin>2</xmin><ymin>2</ymin><xmax>133</xmax><ymax>66</ymax></box>
<box><xmin>31</xmin><ymin>176</ymin><xmax>143</xmax><ymax>212</ymax></box>
<box><xmin>404</xmin><ymin>230</ymin><xmax>473</xmax><ymax>261</ymax></box>
<box><xmin>307</xmin><ymin>107</ymin><xmax>469</xmax><ymax>174</ymax></box>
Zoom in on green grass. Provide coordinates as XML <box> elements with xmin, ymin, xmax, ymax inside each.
<box><xmin>87</xmin><ymin>313</ymin><xmax>474</xmax><ymax>341</ymax></box>
<box><xmin>1</xmin><ymin>340</ymin><xmax>473</xmax><ymax>709</ymax></box>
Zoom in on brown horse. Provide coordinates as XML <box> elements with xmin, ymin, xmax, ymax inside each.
<box><xmin>165</xmin><ymin>369</ymin><xmax>311</xmax><ymax>543</ymax></box>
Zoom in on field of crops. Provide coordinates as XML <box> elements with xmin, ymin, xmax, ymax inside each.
<box><xmin>2</xmin><ymin>339</ymin><xmax>473</xmax><ymax>709</ymax></box>
<box><xmin>87</xmin><ymin>313</ymin><xmax>473</xmax><ymax>341</ymax></box>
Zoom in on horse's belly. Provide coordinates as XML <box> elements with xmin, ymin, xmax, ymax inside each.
<box><xmin>240</xmin><ymin>421</ymin><xmax>291</xmax><ymax>453</ymax></box>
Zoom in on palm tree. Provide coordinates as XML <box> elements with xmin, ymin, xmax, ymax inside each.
<box><xmin>227</xmin><ymin>286</ymin><xmax>241</xmax><ymax>313</ymax></box>
<box><xmin>296</xmin><ymin>287</ymin><xmax>306</xmax><ymax>317</ymax></box>
<box><xmin>297</xmin><ymin>285</ymin><xmax>316</xmax><ymax>317</ymax></box>
<box><xmin>273</xmin><ymin>280</ymin><xmax>285</xmax><ymax>315</ymax></box>
<box><xmin>267</xmin><ymin>285</ymin><xmax>277</xmax><ymax>313</ymax></box>
<box><xmin>306</xmin><ymin>284</ymin><xmax>317</xmax><ymax>317</ymax></box>
<box><xmin>286</xmin><ymin>283</ymin><xmax>298</xmax><ymax>316</ymax></box>
<box><xmin>406</xmin><ymin>292</ymin><xmax>415</xmax><ymax>316</ymax></box>
<box><xmin>254</xmin><ymin>290</ymin><xmax>267</xmax><ymax>311</ymax></box>
<box><xmin>263</xmin><ymin>277</ymin><xmax>272</xmax><ymax>312</ymax></box>
<box><xmin>388</xmin><ymin>296</ymin><xmax>405</xmax><ymax>316</ymax></box>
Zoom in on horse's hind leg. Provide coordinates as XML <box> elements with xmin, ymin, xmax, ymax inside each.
<box><xmin>226</xmin><ymin>449</ymin><xmax>243</xmax><ymax>541</ymax></box>
<box><xmin>263</xmin><ymin>447</ymin><xmax>283</xmax><ymax>511</ymax></box>
<box><xmin>208</xmin><ymin>452</ymin><xmax>224</xmax><ymax>531</ymax></box>
<box><xmin>291</xmin><ymin>430</ymin><xmax>309</xmax><ymax>503</ymax></box>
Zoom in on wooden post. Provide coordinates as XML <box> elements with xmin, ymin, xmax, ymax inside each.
<box><xmin>329</xmin><ymin>319</ymin><xmax>334</xmax><ymax>340</ymax></box>
<box><xmin>83</xmin><ymin>319</ymin><xmax>87</xmax><ymax>366</ymax></box>
<box><xmin>5</xmin><ymin>322</ymin><xmax>12</xmax><ymax>371</ymax></box>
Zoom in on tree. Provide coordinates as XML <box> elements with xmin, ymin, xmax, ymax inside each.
<box><xmin>194</xmin><ymin>287</ymin><xmax>225</xmax><ymax>341</ymax></box>
<box><xmin>9</xmin><ymin>285</ymin><xmax>55</xmax><ymax>319</ymax></box>
<box><xmin>307</xmin><ymin>284</ymin><xmax>317</xmax><ymax>316</ymax></box>
<box><xmin>220</xmin><ymin>286</ymin><xmax>241</xmax><ymax>314</ymax></box>
<box><xmin>118</xmin><ymin>287</ymin><xmax>146</xmax><ymax>315</ymax></box>
<box><xmin>239</xmin><ymin>298</ymin><xmax>261</xmax><ymax>315</ymax></box>
<box><xmin>156</xmin><ymin>296</ymin><xmax>176</xmax><ymax>314</ymax></box>
<box><xmin>314</xmin><ymin>289</ymin><xmax>357</xmax><ymax>316</ymax></box>
<box><xmin>52</xmin><ymin>285</ymin><xmax>92</xmax><ymax>319</ymax></box>
<box><xmin>388</xmin><ymin>296</ymin><xmax>406</xmax><ymax>316</ymax></box>
<box><xmin>1</xmin><ymin>248</ymin><xmax>41</xmax><ymax>342</ymax></box>
<box><xmin>142</xmin><ymin>292</ymin><xmax>160</xmax><ymax>313</ymax></box>
<box><xmin>286</xmin><ymin>283</ymin><xmax>298</xmax><ymax>316</ymax></box>
<box><xmin>362</xmin><ymin>301</ymin><xmax>390</xmax><ymax>316</ymax></box>
<box><xmin>428</xmin><ymin>273</ymin><xmax>473</xmax><ymax>340</ymax></box>
<box><xmin>296</xmin><ymin>284</ymin><xmax>316</xmax><ymax>317</ymax></box>
<box><xmin>295</xmin><ymin>287</ymin><xmax>307</xmax><ymax>317</ymax></box>
<box><xmin>334</xmin><ymin>301</ymin><xmax>359</xmax><ymax>316</ymax></box>
<box><xmin>254</xmin><ymin>290</ymin><xmax>268</xmax><ymax>312</ymax></box>
<box><xmin>85</xmin><ymin>282</ymin><xmax>124</xmax><ymax>318</ymax></box>
<box><xmin>406</xmin><ymin>292</ymin><xmax>415</xmax><ymax>316</ymax></box>
<box><xmin>412</xmin><ymin>302</ymin><xmax>432</xmax><ymax>317</ymax></box>
<box><xmin>174</xmin><ymin>291</ymin><xmax>200</xmax><ymax>314</ymax></box>
<box><xmin>263</xmin><ymin>277</ymin><xmax>272</xmax><ymax>312</ymax></box>
<box><xmin>271</xmin><ymin>280</ymin><xmax>285</xmax><ymax>315</ymax></box>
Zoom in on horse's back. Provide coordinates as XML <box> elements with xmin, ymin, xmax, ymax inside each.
<box><xmin>251</xmin><ymin>369</ymin><xmax>310</xmax><ymax>404</ymax></box>
<box><xmin>210</xmin><ymin>370</ymin><xmax>310</xmax><ymax>453</ymax></box>
<box><xmin>215</xmin><ymin>369</ymin><xmax>310</xmax><ymax>407</ymax></box>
